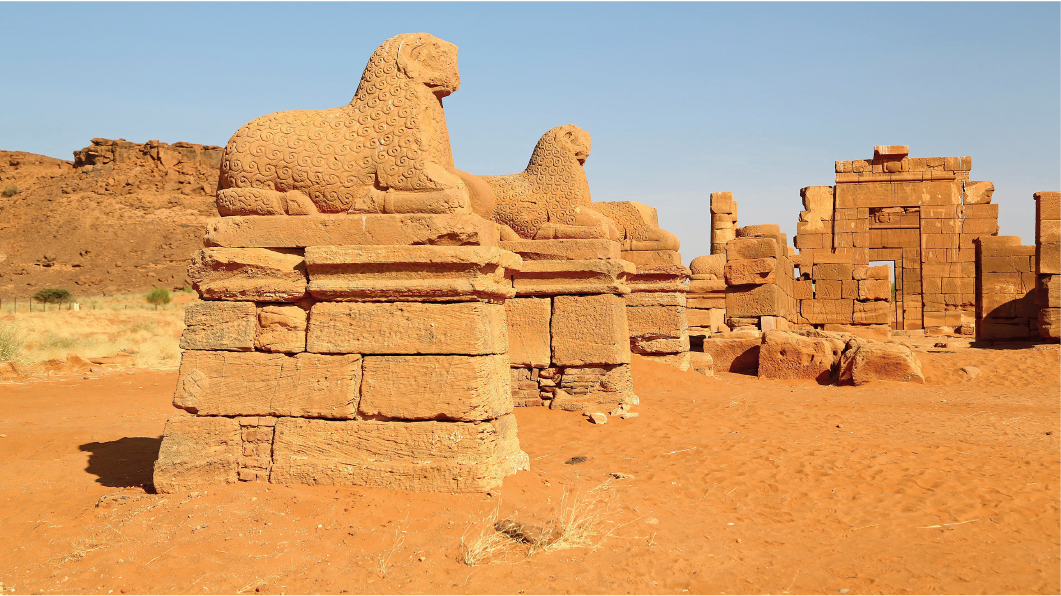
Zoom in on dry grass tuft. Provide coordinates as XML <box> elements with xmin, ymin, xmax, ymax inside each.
<box><xmin>459</xmin><ymin>500</ymin><xmax>510</xmax><ymax>567</ymax></box>
<box><xmin>53</xmin><ymin>537</ymin><xmax>110</xmax><ymax>567</ymax></box>
<box><xmin>376</xmin><ymin>526</ymin><xmax>405</xmax><ymax>576</ymax></box>
<box><xmin>543</xmin><ymin>480</ymin><xmax>618</xmax><ymax>553</ymax></box>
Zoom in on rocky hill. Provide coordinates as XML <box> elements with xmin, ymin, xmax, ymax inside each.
<box><xmin>0</xmin><ymin>138</ymin><xmax>223</xmax><ymax>298</ymax></box>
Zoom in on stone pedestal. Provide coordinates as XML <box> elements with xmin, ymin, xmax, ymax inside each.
<box><xmin>621</xmin><ymin>257</ymin><xmax>700</xmax><ymax>372</ymax></box>
<box><xmin>155</xmin><ymin>214</ymin><xmax>529</xmax><ymax>494</ymax></box>
<box><xmin>501</xmin><ymin>239</ymin><xmax>639</xmax><ymax>412</ymax></box>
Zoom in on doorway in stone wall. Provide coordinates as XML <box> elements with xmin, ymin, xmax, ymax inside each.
<box><xmin>869</xmin><ymin>260</ymin><xmax>899</xmax><ymax>330</ymax></box>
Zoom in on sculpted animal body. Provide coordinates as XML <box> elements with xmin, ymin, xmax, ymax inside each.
<box><xmin>216</xmin><ymin>33</ymin><xmax>472</xmax><ymax>216</ymax></box>
<box><xmin>480</xmin><ymin>125</ymin><xmax>617</xmax><ymax>241</ymax></box>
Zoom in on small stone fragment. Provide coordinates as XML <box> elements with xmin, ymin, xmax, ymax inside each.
<box><xmin>620</xmin><ymin>412</ymin><xmax>640</xmax><ymax>419</ymax></box>
<box><xmin>564</xmin><ymin>456</ymin><xmax>588</xmax><ymax>465</ymax></box>
<box><xmin>588</xmin><ymin>412</ymin><xmax>608</xmax><ymax>424</ymax></box>
<box><xmin>960</xmin><ymin>366</ymin><xmax>982</xmax><ymax>379</ymax></box>
<box><xmin>609</xmin><ymin>472</ymin><xmax>634</xmax><ymax>480</ymax></box>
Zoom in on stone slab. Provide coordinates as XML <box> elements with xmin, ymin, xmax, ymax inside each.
<box><xmin>498</xmin><ymin>239</ymin><xmax>621</xmax><ymax>261</ymax></box>
<box><xmin>189</xmin><ymin>248</ymin><xmax>308</xmax><ymax>302</ymax></box>
<box><xmin>153</xmin><ymin>416</ymin><xmax>241</xmax><ymax>493</ymax></box>
<box><xmin>551</xmin><ymin>294</ymin><xmax>631</xmax><ymax>366</ymax></box>
<box><xmin>173</xmin><ymin>351</ymin><xmax>362</xmax><ymax>418</ymax></box>
<box><xmin>269</xmin><ymin>415</ymin><xmax>527</xmax><ymax>493</ymax></box>
<box><xmin>307</xmin><ymin>301</ymin><xmax>507</xmax><ymax>355</ymax></box>
<box><xmin>256</xmin><ymin>303</ymin><xmax>308</xmax><ymax>353</ymax></box>
<box><xmin>511</xmin><ymin>259</ymin><xmax>634</xmax><ymax>296</ymax></box>
<box><xmin>204</xmin><ymin>213</ymin><xmax>499</xmax><ymax>248</ymax></box>
<box><xmin>180</xmin><ymin>301</ymin><xmax>256</xmax><ymax>351</ymax></box>
<box><xmin>505</xmin><ymin>297</ymin><xmax>552</xmax><ymax>367</ymax></box>
<box><xmin>359</xmin><ymin>354</ymin><xmax>512</xmax><ymax>421</ymax></box>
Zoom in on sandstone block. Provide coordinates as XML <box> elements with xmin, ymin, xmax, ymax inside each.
<box><xmin>625</xmin><ymin>292</ymin><xmax>688</xmax><ymax>307</ymax></box>
<box><xmin>815</xmin><ymin>280</ymin><xmax>842</xmax><ymax>300</ymax></box>
<box><xmin>689</xmin><ymin>254</ymin><xmax>725</xmax><ymax>277</ymax></box>
<box><xmin>978</xmin><ymin>318</ymin><xmax>1032</xmax><ymax>341</ymax></box>
<box><xmin>858</xmin><ymin>279</ymin><xmax>891</xmax><ymax>301</ymax></box>
<box><xmin>359</xmin><ymin>355</ymin><xmax>511</xmax><ymax>421</ymax></box>
<box><xmin>631</xmin><ymin>335</ymin><xmax>690</xmax><ymax>355</ymax></box>
<box><xmin>724</xmin><ymin>258</ymin><xmax>778</xmax><ymax>285</ymax></box>
<box><xmin>204</xmin><ymin>213</ymin><xmax>499</xmax><ymax>248</ymax></box>
<box><xmin>793</xmin><ymin>279</ymin><xmax>814</xmax><ymax>300</ymax></box>
<box><xmin>964</xmin><ymin>203</ymin><xmax>999</xmax><ymax>218</ymax></box>
<box><xmin>813</xmin><ymin>263</ymin><xmax>854</xmax><ymax>281</ymax></box>
<box><xmin>687</xmin><ymin>279</ymin><xmax>727</xmax><ymax>294</ymax></box>
<box><xmin>180</xmin><ymin>301</ymin><xmax>256</xmax><ymax>351</ymax></box>
<box><xmin>620</xmin><ymin>250</ymin><xmax>682</xmax><ymax>267</ymax></box>
<box><xmin>726</xmin><ymin>237</ymin><xmax>782</xmax><ymax>261</ymax></box>
<box><xmin>255</xmin><ymin>303</ymin><xmax>308</xmax><ymax>353</ymax></box>
<box><xmin>699</xmin><ymin>337</ymin><xmax>760</xmax><ymax>373</ymax></box>
<box><xmin>173</xmin><ymin>351</ymin><xmax>362</xmax><ymax>418</ymax></box>
<box><xmin>1039</xmin><ymin>242</ymin><xmax>1060</xmax><ymax>275</ymax></box>
<box><xmin>512</xmin><ymin>259</ymin><xmax>634</xmax><ymax>296</ymax></box>
<box><xmin>1039</xmin><ymin>308</ymin><xmax>1060</xmax><ymax>340</ymax></box>
<box><xmin>189</xmin><ymin>248</ymin><xmax>307</xmax><ymax>302</ymax></box>
<box><xmin>822</xmin><ymin>324</ymin><xmax>891</xmax><ymax>342</ymax></box>
<box><xmin>757</xmin><ymin>331</ymin><xmax>836</xmax><ymax>382</ymax></box>
<box><xmin>838</xmin><ymin>341</ymin><xmax>924</xmax><ymax>385</ymax></box>
<box><xmin>552</xmin><ymin>294</ymin><xmax>631</xmax><ymax>366</ymax></box>
<box><xmin>1037</xmin><ymin>275</ymin><xmax>1060</xmax><ymax>308</ymax></box>
<box><xmin>853</xmin><ymin>300</ymin><xmax>891</xmax><ymax>324</ymax></box>
<box><xmin>498</xmin><ymin>239</ymin><xmax>620</xmax><ymax>261</ymax></box>
<box><xmin>1035</xmin><ymin>191</ymin><xmax>1061</xmax><ymax>220</ymax></box>
<box><xmin>687</xmin><ymin>296</ymin><xmax>726</xmax><ymax>309</ymax></box>
<box><xmin>981</xmin><ymin>255</ymin><xmax>1034</xmax><ymax>274</ymax></box>
<box><xmin>153</xmin><ymin>416</ymin><xmax>241</xmax><ymax>494</ymax></box>
<box><xmin>802</xmin><ymin>299</ymin><xmax>854</xmax><ymax>325</ymax></box>
<box><xmin>736</xmin><ymin>224</ymin><xmax>780</xmax><ymax>238</ymax></box>
<box><xmin>269</xmin><ymin>415</ymin><xmax>527</xmax><ymax>493</ymax></box>
<box><xmin>686</xmin><ymin>308</ymin><xmax>716</xmax><ymax>328</ymax></box>
<box><xmin>1039</xmin><ymin>220</ymin><xmax>1061</xmax><ymax>244</ymax></box>
<box><xmin>727</xmin><ymin>284</ymin><xmax>785</xmax><ymax>318</ymax></box>
<box><xmin>868</xmin><ymin>265</ymin><xmax>890</xmax><ymax>280</ymax></box>
<box><xmin>505</xmin><ymin>298</ymin><xmax>551</xmax><ymax>367</ymax></box>
<box><xmin>307</xmin><ymin>301</ymin><xmax>507</xmax><ymax>355</ymax></box>
<box><xmin>710</xmin><ymin>191</ymin><xmax>735</xmax><ymax>214</ymax></box>
<box><xmin>305</xmin><ymin>245</ymin><xmax>519</xmax><ymax>302</ymax></box>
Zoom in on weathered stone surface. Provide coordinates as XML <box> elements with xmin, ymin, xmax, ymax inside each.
<box><xmin>305</xmin><ymin>245</ymin><xmax>520</xmax><ymax>302</ymax></box>
<box><xmin>727</xmin><ymin>284</ymin><xmax>786</xmax><ymax>318</ymax></box>
<box><xmin>499</xmin><ymin>239</ymin><xmax>620</xmax><ymax>261</ymax></box>
<box><xmin>812</xmin><ymin>263</ymin><xmax>854</xmax><ymax>281</ymax></box>
<box><xmin>173</xmin><ymin>351</ymin><xmax>362</xmax><ymax>418</ymax></box>
<box><xmin>724</xmin><ymin>258</ymin><xmax>778</xmax><ymax>285</ymax></box>
<box><xmin>631</xmin><ymin>335</ymin><xmax>690</xmax><ymax>355</ymax></box>
<box><xmin>505</xmin><ymin>297</ymin><xmax>551</xmax><ymax>367</ymax></box>
<box><xmin>255</xmin><ymin>303</ymin><xmax>308</xmax><ymax>353</ymax></box>
<box><xmin>511</xmin><ymin>259</ymin><xmax>634</xmax><ymax>296</ymax></box>
<box><xmin>858</xmin><ymin>279</ymin><xmax>891</xmax><ymax>301</ymax></box>
<box><xmin>802</xmin><ymin>299</ymin><xmax>854</xmax><ymax>325</ymax></box>
<box><xmin>204</xmin><ymin>213</ymin><xmax>499</xmax><ymax>248</ymax></box>
<box><xmin>626</xmin><ymin>305</ymin><xmax>686</xmax><ymax>339</ymax></box>
<box><xmin>359</xmin><ymin>355</ymin><xmax>512</xmax><ymax>421</ymax></box>
<box><xmin>838</xmin><ymin>341</ymin><xmax>924</xmax><ymax>385</ymax></box>
<box><xmin>154</xmin><ymin>416</ymin><xmax>240</xmax><ymax>494</ymax></box>
<box><xmin>689</xmin><ymin>254</ymin><xmax>725</xmax><ymax>277</ymax></box>
<box><xmin>625</xmin><ymin>291</ymin><xmax>687</xmax><ymax>307</ymax></box>
<box><xmin>757</xmin><ymin>331</ymin><xmax>836</xmax><ymax>382</ymax></box>
<box><xmin>853</xmin><ymin>300</ymin><xmax>891</xmax><ymax>324</ymax></box>
<box><xmin>823</xmin><ymin>323</ymin><xmax>891</xmax><ymax>342</ymax></box>
<box><xmin>638</xmin><ymin>351</ymin><xmax>693</xmax><ymax>372</ymax></box>
<box><xmin>269</xmin><ymin>415</ymin><xmax>527</xmax><ymax>493</ymax></box>
<box><xmin>690</xmin><ymin>351</ymin><xmax>714</xmax><ymax>376</ymax></box>
<box><xmin>180</xmin><ymin>301</ymin><xmax>256</xmax><ymax>351</ymax></box>
<box><xmin>307</xmin><ymin>301</ymin><xmax>507</xmax><ymax>355</ymax></box>
<box><xmin>189</xmin><ymin>248</ymin><xmax>307</xmax><ymax>302</ymax></box>
<box><xmin>687</xmin><ymin>279</ymin><xmax>726</xmax><ymax>294</ymax></box>
<box><xmin>726</xmin><ymin>237</ymin><xmax>782</xmax><ymax>261</ymax></box>
<box><xmin>620</xmin><ymin>250</ymin><xmax>682</xmax><ymax>267</ymax></box>
<box><xmin>699</xmin><ymin>337</ymin><xmax>761</xmax><ymax>373</ymax></box>
<box><xmin>1039</xmin><ymin>308</ymin><xmax>1061</xmax><ymax>340</ymax></box>
<box><xmin>552</xmin><ymin>294</ymin><xmax>631</xmax><ymax>366</ymax></box>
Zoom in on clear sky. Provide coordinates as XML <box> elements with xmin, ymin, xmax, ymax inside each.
<box><xmin>2</xmin><ymin>2</ymin><xmax>1058</xmax><ymax>261</ymax></box>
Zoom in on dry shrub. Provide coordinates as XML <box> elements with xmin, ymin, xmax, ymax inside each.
<box><xmin>376</xmin><ymin>526</ymin><xmax>405</xmax><ymax>576</ymax></box>
<box><xmin>543</xmin><ymin>480</ymin><xmax>617</xmax><ymax>553</ymax></box>
<box><xmin>459</xmin><ymin>500</ymin><xmax>510</xmax><ymax>567</ymax></box>
<box><xmin>0</xmin><ymin>322</ymin><xmax>30</xmax><ymax>362</ymax></box>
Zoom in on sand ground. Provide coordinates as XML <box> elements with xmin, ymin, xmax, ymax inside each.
<box><xmin>0</xmin><ymin>346</ymin><xmax>1058</xmax><ymax>595</ymax></box>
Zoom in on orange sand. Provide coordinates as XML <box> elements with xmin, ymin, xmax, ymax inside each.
<box><xmin>0</xmin><ymin>346</ymin><xmax>1057</xmax><ymax>595</ymax></box>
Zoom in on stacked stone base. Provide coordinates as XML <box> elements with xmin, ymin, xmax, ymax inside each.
<box><xmin>621</xmin><ymin>252</ymin><xmax>704</xmax><ymax>373</ymax></box>
<box><xmin>975</xmin><ymin>237</ymin><xmax>1040</xmax><ymax>342</ymax></box>
<box><xmin>154</xmin><ymin>215</ymin><xmax>529</xmax><ymax>494</ymax></box>
<box><xmin>502</xmin><ymin>240</ymin><xmax>640</xmax><ymax>411</ymax></box>
<box><xmin>725</xmin><ymin>226</ymin><xmax>798</xmax><ymax>332</ymax></box>
<box><xmin>1035</xmin><ymin>192</ymin><xmax>1060</xmax><ymax>340</ymax></box>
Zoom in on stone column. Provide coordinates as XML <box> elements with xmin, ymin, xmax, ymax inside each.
<box><xmin>1035</xmin><ymin>192</ymin><xmax>1060</xmax><ymax>340</ymax></box>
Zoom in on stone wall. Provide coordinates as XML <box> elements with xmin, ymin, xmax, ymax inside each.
<box><xmin>974</xmin><ymin>236</ymin><xmax>1039</xmax><ymax>342</ymax></box>
<box><xmin>724</xmin><ymin>225</ymin><xmax>797</xmax><ymax>331</ymax></box>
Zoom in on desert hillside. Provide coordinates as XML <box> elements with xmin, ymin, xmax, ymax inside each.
<box><xmin>0</xmin><ymin>139</ymin><xmax>221</xmax><ymax>298</ymax></box>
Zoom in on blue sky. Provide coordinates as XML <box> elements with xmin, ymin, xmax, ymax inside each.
<box><xmin>2</xmin><ymin>2</ymin><xmax>1058</xmax><ymax>261</ymax></box>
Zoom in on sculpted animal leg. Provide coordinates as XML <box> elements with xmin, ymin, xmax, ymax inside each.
<box><xmin>216</xmin><ymin>188</ymin><xmax>320</xmax><ymax>216</ymax></box>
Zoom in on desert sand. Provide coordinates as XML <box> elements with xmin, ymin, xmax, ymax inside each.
<box><xmin>1</xmin><ymin>344</ymin><xmax>1057</xmax><ymax>595</ymax></box>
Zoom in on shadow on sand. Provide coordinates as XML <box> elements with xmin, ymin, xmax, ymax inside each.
<box><xmin>79</xmin><ymin>436</ymin><xmax>162</xmax><ymax>491</ymax></box>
